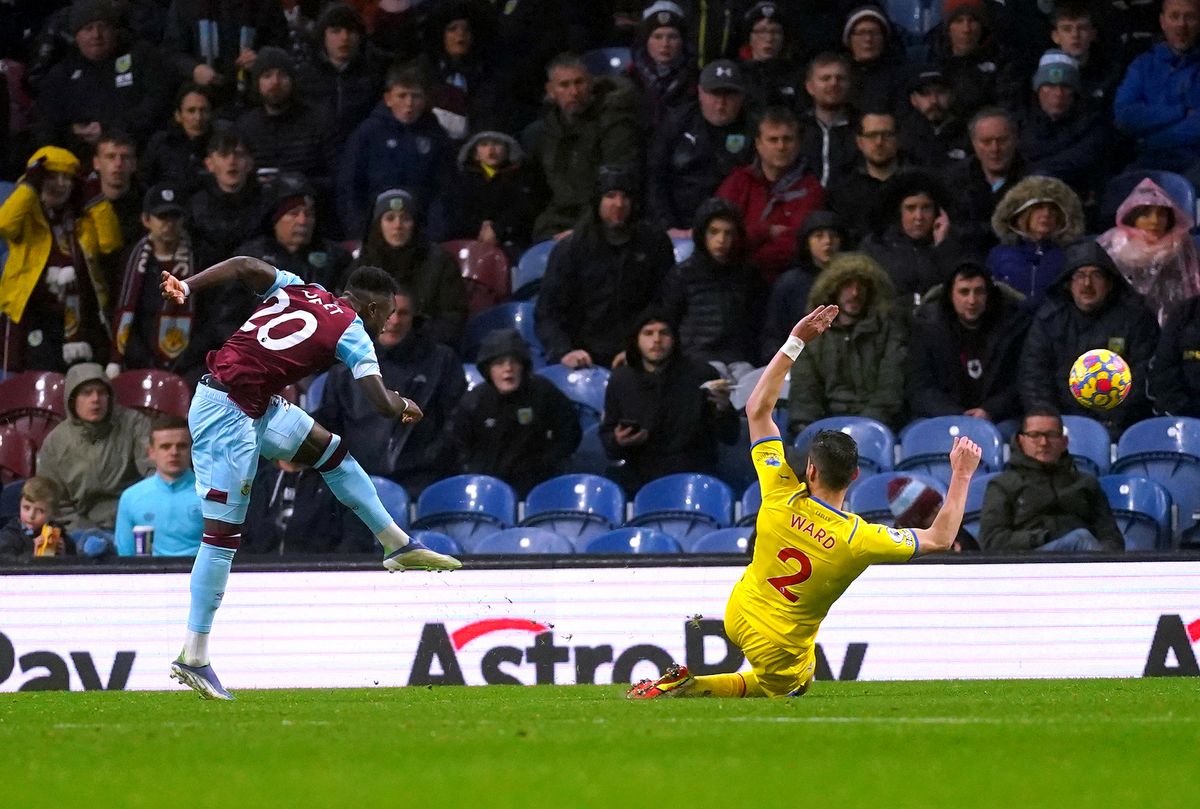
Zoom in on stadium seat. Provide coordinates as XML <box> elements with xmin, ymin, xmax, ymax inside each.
<box><xmin>715</xmin><ymin>417</ymin><xmax>757</xmax><ymax>494</ymax></box>
<box><xmin>671</xmin><ymin>236</ymin><xmax>694</xmax><ymax>264</ymax></box>
<box><xmin>1061</xmin><ymin>415</ymin><xmax>1112</xmax><ymax>477</ymax></box>
<box><xmin>305</xmin><ymin>371</ymin><xmax>328</xmax><ymax>410</ymax></box>
<box><xmin>536</xmin><ymin>364</ymin><xmax>609</xmax><ymax>428</ymax></box>
<box><xmin>580</xmin><ymin>46</ymin><xmax>631</xmax><ymax>76</ymax></box>
<box><xmin>1112</xmin><ymin>417</ymin><xmax>1200</xmax><ymax>533</ymax></box>
<box><xmin>511</xmin><ymin>240</ymin><xmax>555</xmax><ymax>300</ymax></box>
<box><xmin>412</xmin><ymin>474</ymin><xmax>517</xmax><ymax>549</ymax></box>
<box><xmin>629</xmin><ymin>473</ymin><xmax>733</xmax><ymax>551</ymax></box>
<box><xmin>583</xmin><ymin>527</ymin><xmax>682</xmax><ymax>555</ymax></box>
<box><xmin>0</xmin><ymin>478</ymin><xmax>23</xmax><ymax>521</ymax></box>
<box><xmin>462</xmin><ymin>302</ymin><xmax>546</xmax><ymax>368</ymax></box>
<box><xmin>563</xmin><ymin>423</ymin><xmax>621</xmax><ymax>477</ymax></box>
<box><xmin>738</xmin><ymin>481</ymin><xmax>761</xmax><ymax>526</ymax></box>
<box><xmin>370</xmin><ymin>476</ymin><xmax>411</xmax><ymax>528</ymax></box>
<box><xmin>408</xmin><ymin>530</ymin><xmax>463</xmax><ymax>557</ymax></box>
<box><xmin>464</xmin><ymin>363</ymin><xmax>484</xmax><ymax>391</ymax></box>
<box><xmin>690</xmin><ymin>526</ymin><xmax>753</xmax><ymax>554</ymax></box>
<box><xmin>522</xmin><ymin>474</ymin><xmax>626</xmax><ymax>548</ymax></box>
<box><xmin>1099</xmin><ymin>475</ymin><xmax>1173</xmax><ymax>551</ymax></box>
<box><xmin>1100</xmin><ymin>170</ymin><xmax>1197</xmax><ymax>232</ymax></box>
<box><xmin>111</xmin><ymin>370</ymin><xmax>191</xmax><ymax>419</ymax></box>
<box><xmin>961</xmin><ymin>471</ymin><xmax>1000</xmax><ymax>543</ymax></box>
<box><xmin>473</xmin><ymin>527</ymin><xmax>575</xmax><ymax>555</ymax></box>
<box><xmin>0</xmin><ymin>425</ymin><xmax>35</xmax><ymax>484</ymax></box>
<box><xmin>844</xmin><ymin>471</ymin><xmax>946</xmax><ymax>526</ymax></box>
<box><xmin>896</xmin><ymin>417</ymin><xmax>1004</xmax><ymax>484</ymax></box>
<box><xmin>0</xmin><ymin>371</ymin><xmax>66</xmax><ymax>433</ymax></box>
<box><xmin>441</xmin><ymin>239</ymin><xmax>512</xmax><ymax>316</ymax></box>
<box><xmin>795</xmin><ymin>416</ymin><xmax>896</xmax><ymax>475</ymax></box>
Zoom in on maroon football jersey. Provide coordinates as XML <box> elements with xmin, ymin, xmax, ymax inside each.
<box><xmin>207</xmin><ymin>278</ymin><xmax>373</xmax><ymax>418</ymax></box>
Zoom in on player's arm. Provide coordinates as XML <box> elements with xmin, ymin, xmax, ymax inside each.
<box><xmin>913</xmin><ymin>437</ymin><xmax>982</xmax><ymax>555</ymax></box>
<box><xmin>355</xmin><ymin>373</ymin><xmax>423</xmax><ymax>423</ymax></box>
<box><xmin>747</xmin><ymin>304</ymin><xmax>839</xmax><ymax>443</ymax></box>
<box><xmin>160</xmin><ymin>256</ymin><xmax>278</xmax><ymax>303</ymax></box>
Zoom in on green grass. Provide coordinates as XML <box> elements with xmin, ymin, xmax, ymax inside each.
<box><xmin>2</xmin><ymin>679</ymin><xmax>1198</xmax><ymax>809</ymax></box>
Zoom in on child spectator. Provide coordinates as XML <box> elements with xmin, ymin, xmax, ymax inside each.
<box><xmin>0</xmin><ymin>477</ymin><xmax>75</xmax><ymax>558</ymax></box>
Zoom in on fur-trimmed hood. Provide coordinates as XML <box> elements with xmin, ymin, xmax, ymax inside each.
<box><xmin>456</xmin><ymin>131</ymin><xmax>524</xmax><ymax>171</ymax></box>
<box><xmin>990</xmin><ymin>175</ymin><xmax>1084</xmax><ymax>245</ymax></box>
<box><xmin>806</xmin><ymin>251</ymin><xmax>895</xmax><ymax>311</ymax></box>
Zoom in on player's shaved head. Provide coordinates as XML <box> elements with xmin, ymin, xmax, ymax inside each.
<box><xmin>806</xmin><ymin>430</ymin><xmax>859</xmax><ymax>491</ymax></box>
<box><xmin>345</xmin><ymin>265</ymin><xmax>400</xmax><ymax>299</ymax></box>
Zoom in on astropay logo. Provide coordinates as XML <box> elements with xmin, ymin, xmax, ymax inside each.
<box><xmin>405</xmin><ymin>618</ymin><xmax>867</xmax><ymax>686</ymax></box>
<box><xmin>1143</xmin><ymin>615</ymin><xmax>1200</xmax><ymax>677</ymax></box>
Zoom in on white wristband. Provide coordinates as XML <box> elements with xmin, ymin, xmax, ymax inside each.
<box><xmin>179</xmin><ymin>280</ymin><xmax>191</xmax><ymax>299</ymax></box>
<box><xmin>780</xmin><ymin>335</ymin><xmax>805</xmax><ymax>361</ymax></box>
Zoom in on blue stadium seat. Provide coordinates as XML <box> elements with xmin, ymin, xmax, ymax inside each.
<box><xmin>536</xmin><ymin>364</ymin><xmax>609</xmax><ymax>428</ymax></box>
<box><xmin>511</xmin><ymin>239</ymin><xmax>555</xmax><ymax>300</ymax></box>
<box><xmin>738</xmin><ymin>481</ymin><xmax>762</xmax><ymax>526</ymax></box>
<box><xmin>629</xmin><ymin>473</ymin><xmax>734</xmax><ymax>551</ymax></box>
<box><xmin>844</xmin><ymin>471</ymin><xmax>947</xmax><ymax>526</ymax></box>
<box><xmin>462</xmin><ymin>302</ymin><xmax>546</xmax><ymax>368</ymax></box>
<box><xmin>408</xmin><ymin>530</ymin><xmax>463</xmax><ymax>557</ymax></box>
<box><xmin>580</xmin><ymin>46</ymin><xmax>631</xmax><ymax>76</ymax></box>
<box><xmin>583</xmin><ymin>527</ymin><xmax>682</xmax><ymax>555</ymax></box>
<box><xmin>563</xmin><ymin>423</ymin><xmax>619</xmax><ymax>476</ymax></box>
<box><xmin>1061</xmin><ymin>415</ymin><xmax>1112</xmax><ymax>477</ymax></box>
<box><xmin>370</xmin><ymin>476</ymin><xmax>410</xmax><ymax>528</ymax></box>
<box><xmin>961</xmin><ymin>471</ymin><xmax>1000</xmax><ymax>543</ymax></box>
<box><xmin>472</xmin><ymin>527</ymin><xmax>575</xmax><ymax>555</ymax></box>
<box><xmin>671</xmin><ymin>236</ymin><xmax>694</xmax><ymax>264</ymax></box>
<box><xmin>0</xmin><ymin>181</ymin><xmax>13</xmax><ymax>269</ymax></box>
<box><xmin>463</xmin><ymin>363</ymin><xmax>484</xmax><ymax>391</ymax></box>
<box><xmin>305</xmin><ymin>371</ymin><xmax>328</xmax><ymax>410</ymax></box>
<box><xmin>1099</xmin><ymin>475</ymin><xmax>1173</xmax><ymax>551</ymax></box>
<box><xmin>412</xmin><ymin>475</ymin><xmax>517</xmax><ymax>549</ymax></box>
<box><xmin>795</xmin><ymin>416</ymin><xmax>896</xmax><ymax>475</ymax></box>
<box><xmin>1101</xmin><ymin>170</ymin><xmax>1196</xmax><ymax>232</ymax></box>
<box><xmin>1</xmin><ymin>478</ymin><xmax>24</xmax><ymax>522</ymax></box>
<box><xmin>1112</xmin><ymin>416</ymin><xmax>1200</xmax><ymax>534</ymax></box>
<box><xmin>522</xmin><ymin>474</ymin><xmax>626</xmax><ymax>548</ymax></box>
<box><xmin>690</xmin><ymin>527</ymin><xmax>753</xmax><ymax>554</ymax></box>
<box><xmin>896</xmin><ymin>417</ymin><xmax>1004</xmax><ymax>484</ymax></box>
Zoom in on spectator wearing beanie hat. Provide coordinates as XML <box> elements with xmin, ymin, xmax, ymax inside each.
<box><xmin>1016</xmin><ymin>50</ymin><xmax>1112</xmax><ymax>200</ymax></box>
<box><xmin>33</xmin><ymin>0</ymin><xmax>174</xmax><ymax>150</ymax></box>
<box><xmin>738</xmin><ymin>2</ymin><xmax>805</xmax><ymax>110</ymax></box>
<box><xmin>843</xmin><ymin>4</ymin><xmax>907</xmax><ymax>114</ymax></box>
<box><xmin>629</xmin><ymin>2</ymin><xmax>698</xmax><ymax>131</ymax></box>
<box><xmin>159</xmin><ymin>0</ymin><xmax>289</xmax><ymax>93</ymax></box>
<box><xmin>928</xmin><ymin>0</ymin><xmax>1003</xmax><ymax>119</ymax></box>
<box><xmin>887</xmin><ymin>475</ymin><xmax>978</xmax><ymax>550</ymax></box>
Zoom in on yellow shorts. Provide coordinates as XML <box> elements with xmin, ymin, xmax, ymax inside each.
<box><xmin>724</xmin><ymin>598</ymin><xmax>815</xmax><ymax>698</ymax></box>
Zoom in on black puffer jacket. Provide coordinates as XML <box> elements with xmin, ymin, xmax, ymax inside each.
<box><xmin>659</xmin><ymin>199</ymin><xmax>760</xmax><ymax>367</ymax></box>
<box><xmin>1148</xmin><ymin>295</ymin><xmax>1200</xmax><ymax>418</ymax></box>
<box><xmin>188</xmin><ymin>178</ymin><xmax>263</xmax><ymax>267</ymax></box>
<box><xmin>978</xmin><ymin>441</ymin><xmax>1123</xmax><ymax>552</ymax></box>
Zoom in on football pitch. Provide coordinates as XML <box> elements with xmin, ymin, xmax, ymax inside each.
<box><xmin>3</xmin><ymin>678</ymin><xmax>1197</xmax><ymax>809</ymax></box>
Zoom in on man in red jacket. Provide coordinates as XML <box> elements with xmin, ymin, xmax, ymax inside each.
<box><xmin>716</xmin><ymin>106</ymin><xmax>824</xmax><ymax>284</ymax></box>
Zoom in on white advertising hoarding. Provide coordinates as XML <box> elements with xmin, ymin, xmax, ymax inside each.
<box><xmin>2</xmin><ymin>562</ymin><xmax>1199</xmax><ymax>692</ymax></box>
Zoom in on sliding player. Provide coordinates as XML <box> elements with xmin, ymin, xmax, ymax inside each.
<box><xmin>161</xmin><ymin>257</ymin><xmax>460</xmax><ymax>700</ymax></box>
<box><xmin>628</xmin><ymin>305</ymin><xmax>981</xmax><ymax>699</ymax></box>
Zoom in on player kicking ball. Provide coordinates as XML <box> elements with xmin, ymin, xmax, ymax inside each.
<box><xmin>161</xmin><ymin>257</ymin><xmax>461</xmax><ymax>700</ymax></box>
<box><xmin>628</xmin><ymin>305</ymin><xmax>982</xmax><ymax>700</ymax></box>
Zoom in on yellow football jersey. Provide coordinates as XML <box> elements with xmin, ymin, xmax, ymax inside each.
<box><xmin>729</xmin><ymin>437</ymin><xmax>919</xmax><ymax>650</ymax></box>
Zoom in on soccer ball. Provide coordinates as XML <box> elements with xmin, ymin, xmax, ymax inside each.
<box><xmin>1068</xmin><ymin>349</ymin><xmax>1131</xmax><ymax>410</ymax></box>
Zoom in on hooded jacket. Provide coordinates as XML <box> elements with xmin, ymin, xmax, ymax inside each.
<box><xmin>986</xmin><ymin>175</ymin><xmax>1084</xmax><ymax>305</ymax></box>
<box><xmin>1019</xmin><ymin>240</ymin><xmax>1160</xmax><ymax>433</ymax></box>
<box><xmin>447</xmin><ymin>329</ymin><xmax>582</xmax><ymax>496</ymax></box>
<box><xmin>787</xmin><ymin>252</ymin><xmax>907</xmax><ymax>431</ymax></box>
<box><xmin>978</xmin><ymin>439</ymin><xmax>1123</xmax><ymax>552</ymax></box>
<box><xmin>1149</xmin><ymin>295</ymin><xmax>1200</xmax><ymax>418</ymax></box>
<box><xmin>762</xmin><ymin>210</ymin><xmax>848</xmax><ymax>360</ymax></box>
<box><xmin>35</xmin><ymin>363</ymin><xmax>152</xmax><ymax>531</ymax></box>
<box><xmin>1097</xmin><ymin>178</ymin><xmax>1200</xmax><ymax>325</ymax></box>
<box><xmin>659</xmin><ymin>199</ymin><xmax>760</xmax><ymax>366</ymax></box>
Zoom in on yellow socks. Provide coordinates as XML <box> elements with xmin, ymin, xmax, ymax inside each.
<box><xmin>690</xmin><ymin>672</ymin><xmax>765</xmax><ymax>698</ymax></box>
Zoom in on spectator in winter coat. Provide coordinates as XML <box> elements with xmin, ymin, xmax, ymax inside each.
<box><xmin>979</xmin><ymin>408</ymin><xmax>1123</xmax><ymax>553</ymax></box>
<box><xmin>1114</xmin><ymin>0</ymin><xmax>1200</xmax><ymax>172</ymax></box>
<box><xmin>737</xmin><ymin>2</ymin><xmax>805</xmax><ymax>110</ymax></box>
<box><xmin>943</xmin><ymin>107</ymin><xmax>1026</xmax><ymax>252</ymax></box>
<box><xmin>92</xmin><ymin>131</ymin><xmax>144</xmax><ymax>252</ymax></box>
<box><xmin>799</xmin><ymin>52</ymin><xmax>858</xmax><ymax>188</ymax></box>
<box><xmin>315</xmin><ymin>287</ymin><xmax>465</xmax><ymax>497</ymax></box>
<box><xmin>629</xmin><ymin>3</ymin><xmax>698</xmax><ymax>132</ymax></box>
<box><xmin>160</xmin><ymin>0</ymin><xmax>289</xmax><ymax>97</ymax></box>
<box><xmin>447</xmin><ymin>329</ymin><xmax>581</xmax><ymax>497</ymax></box>
<box><xmin>140</xmin><ymin>85</ymin><xmax>213</xmax><ymax>195</ymax></box>
<box><xmin>237</xmin><ymin>174</ymin><xmax>350</xmax><ymax>291</ymax></box>
<box><xmin>762</xmin><ymin>210</ymin><xmax>848</xmax><ymax>360</ymax></box>
<box><xmin>0</xmin><ymin>477</ymin><xmax>75</xmax><ymax>559</ymax></box>
<box><xmin>787</xmin><ymin>252</ymin><xmax>907</xmax><ymax>433</ymax></box>
<box><xmin>414</xmin><ymin>0</ymin><xmax>502</xmax><ymax>138</ymax></box>
<box><xmin>1098</xmin><ymin>178</ymin><xmax>1200</xmax><ymax>325</ymax></box>
<box><xmin>986</xmin><ymin>175</ymin><xmax>1085</xmax><ymax>307</ymax></box>
<box><xmin>188</xmin><ymin>131</ymin><xmax>262</xmax><ymax>267</ymax></box>
<box><xmin>1046</xmin><ymin>3</ymin><xmax>1124</xmax><ymax>112</ymax></box>
<box><xmin>844</xmin><ymin>5</ymin><xmax>908</xmax><ymax>114</ymax></box>
<box><xmin>660</xmin><ymin>198</ymin><xmax>761</xmax><ymax>381</ymax></box>
<box><xmin>646</xmin><ymin>59</ymin><xmax>755</xmax><ymax>235</ymax></box>
<box><xmin>927</xmin><ymin>0</ymin><xmax>1003</xmax><ymax>120</ymax></box>
<box><xmin>536</xmin><ymin>167</ymin><xmax>674</xmax><ymax>368</ymax></box>
<box><xmin>906</xmin><ymin>261</ymin><xmax>1027</xmax><ymax>422</ymax></box>
<box><xmin>600</xmin><ymin>309</ymin><xmax>739</xmax><ymax>492</ymax></box>
<box><xmin>1019</xmin><ymin>240</ymin><xmax>1160</xmax><ymax>436</ymax></box>
<box><xmin>1149</xmin><ymin>295</ymin><xmax>1200</xmax><ymax>417</ymax></box>
<box><xmin>716</xmin><ymin>106</ymin><xmax>825</xmax><ymax>283</ymax></box>
<box><xmin>827</xmin><ymin>110</ymin><xmax>911</xmax><ymax>241</ymax></box>
<box><xmin>897</xmin><ymin>67</ymin><xmax>970</xmax><ymax>171</ymax></box>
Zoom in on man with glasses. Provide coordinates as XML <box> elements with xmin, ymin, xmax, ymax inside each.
<box><xmin>977</xmin><ymin>407</ymin><xmax>1123</xmax><ymax>553</ymax></box>
<box><xmin>1019</xmin><ymin>240</ymin><xmax>1159</xmax><ymax>436</ymax></box>
<box><xmin>828</xmin><ymin>110</ymin><xmax>909</xmax><ymax>239</ymax></box>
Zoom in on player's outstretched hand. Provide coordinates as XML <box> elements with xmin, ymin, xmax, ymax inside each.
<box><xmin>791</xmin><ymin>305</ymin><xmax>839</xmax><ymax>343</ymax></box>
<box><xmin>949</xmin><ymin>436</ymin><xmax>982</xmax><ymax>478</ymax></box>
<box><xmin>397</xmin><ymin>395</ymin><xmax>423</xmax><ymax>424</ymax></box>
<box><xmin>161</xmin><ymin>271</ymin><xmax>187</xmax><ymax>305</ymax></box>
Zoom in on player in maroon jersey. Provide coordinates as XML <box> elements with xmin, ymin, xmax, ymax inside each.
<box><xmin>160</xmin><ymin>256</ymin><xmax>459</xmax><ymax>700</ymax></box>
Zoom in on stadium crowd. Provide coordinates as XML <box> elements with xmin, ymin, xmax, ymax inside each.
<box><xmin>2</xmin><ymin>0</ymin><xmax>1200</xmax><ymax>559</ymax></box>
